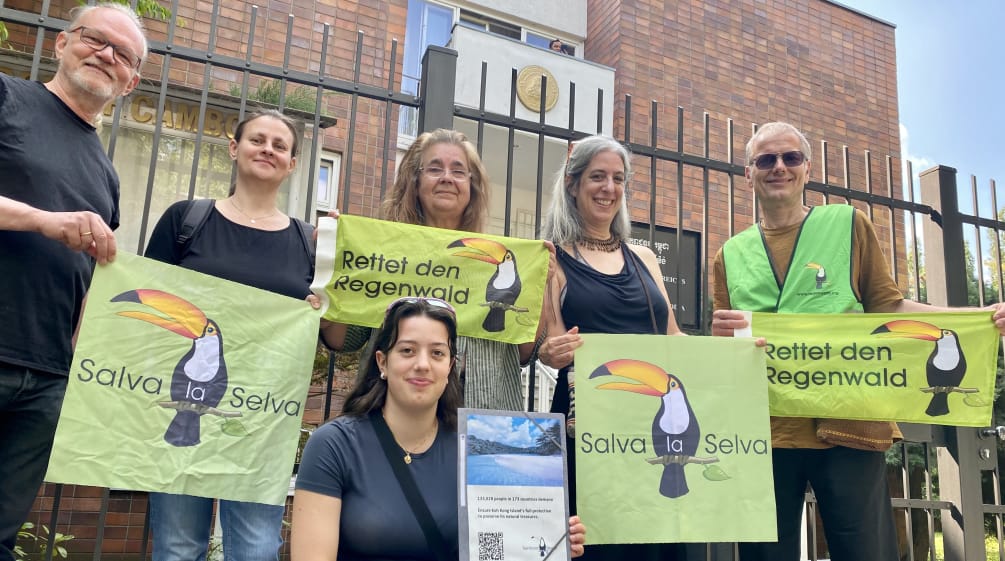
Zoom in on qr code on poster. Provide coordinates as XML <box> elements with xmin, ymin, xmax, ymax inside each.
<box><xmin>478</xmin><ymin>531</ymin><xmax>504</xmax><ymax>560</ymax></box>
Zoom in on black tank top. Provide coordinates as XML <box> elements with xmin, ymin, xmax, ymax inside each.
<box><xmin>557</xmin><ymin>243</ymin><xmax>669</xmax><ymax>335</ymax></box>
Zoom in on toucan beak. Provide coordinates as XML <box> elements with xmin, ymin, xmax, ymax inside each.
<box><xmin>588</xmin><ymin>358</ymin><xmax>670</xmax><ymax>396</ymax></box>
<box><xmin>871</xmin><ymin>319</ymin><xmax>942</xmax><ymax>341</ymax></box>
<box><xmin>447</xmin><ymin>237</ymin><xmax>509</xmax><ymax>265</ymax></box>
<box><xmin>111</xmin><ymin>289</ymin><xmax>208</xmax><ymax>340</ymax></box>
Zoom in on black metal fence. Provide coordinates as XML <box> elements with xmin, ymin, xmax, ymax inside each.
<box><xmin>3</xmin><ymin>1</ymin><xmax>1004</xmax><ymax>559</ymax></box>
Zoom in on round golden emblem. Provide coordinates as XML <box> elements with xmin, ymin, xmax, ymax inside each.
<box><xmin>516</xmin><ymin>65</ymin><xmax>559</xmax><ymax>113</ymax></box>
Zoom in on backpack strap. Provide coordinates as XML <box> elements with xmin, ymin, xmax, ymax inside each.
<box><xmin>178</xmin><ymin>198</ymin><xmax>316</xmax><ymax>271</ymax></box>
<box><xmin>293</xmin><ymin>218</ymin><xmax>316</xmax><ymax>274</ymax></box>
<box><xmin>176</xmin><ymin>198</ymin><xmax>216</xmax><ymax>259</ymax></box>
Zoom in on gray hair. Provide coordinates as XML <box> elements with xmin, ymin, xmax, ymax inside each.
<box><xmin>745</xmin><ymin>122</ymin><xmax>812</xmax><ymax>164</ymax></box>
<box><xmin>68</xmin><ymin>3</ymin><xmax>149</xmax><ymax>65</ymax></box>
<box><xmin>542</xmin><ymin>135</ymin><xmax>632</xmax><ymax>245</ymax></box>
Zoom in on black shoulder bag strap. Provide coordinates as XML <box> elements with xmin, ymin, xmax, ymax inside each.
<box><xmin>627</xmin><ymin>245</ymin><xmax>660</xmax><ymax>334</ymax></box>
<box><xmin>369</xmin><ymin>411</ymin><xmax>453</xmax><ymax>561</ymax></box>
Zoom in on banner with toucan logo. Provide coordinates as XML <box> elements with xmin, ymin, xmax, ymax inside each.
<box><xmin>742</xmin><ymin>311</ymin><xmax>1000</xmax><ymax>426</ymax></box>
<box><xmin>46</xmin><ymin>252</ymin><xmax>319</xmax><ymax>506</ymax></box>
<box><xmin>575</xmin><ymin>335</ymin><xmax>776</xmax><ymax>544</ymax></box>
<box><xmin>311</xmin><ymin>215</ymin><xmax>549</xmax><ymax>344</ymax></box>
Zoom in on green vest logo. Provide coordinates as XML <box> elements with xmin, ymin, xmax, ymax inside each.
<box><xmin>804</xmin><ymin>261</ymin><xmax>829</xmax><ymax>289</ymax></box>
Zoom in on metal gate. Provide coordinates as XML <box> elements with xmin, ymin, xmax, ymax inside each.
<box><xmin>2</xmin><ymin>1</ymin><xmax>1003</xmax><ymax>559</ymax></box>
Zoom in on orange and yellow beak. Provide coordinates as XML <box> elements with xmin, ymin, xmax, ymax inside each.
<box><xmin>447</xmin><ymin>237</ymin><xmax>509</xmax><ymax>265</ymax></box>
<box><xmin>111</xmin><ymin>289</ymin><xmax>208</xmax><ymax>340</ymax></box>
<box><xmin>871</xmin><ymin>319</ymin><xmax>943</xmax><ymax>341</ymax></box>
<box><xmin>588</xmin><ymin>358</ymin><xmax>670</xmax><ymax>396</ymax></box>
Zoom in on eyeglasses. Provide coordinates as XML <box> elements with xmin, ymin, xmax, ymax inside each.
<box><xmin>68</xmin><ymin>26</ymin><xmax>142</xmax><ymax>70</ymax></box>
<box><xmin>751</xmin><ymin>151</ymin><xmax>806</xmax><ymax>171</ymax></box>
<box><xmin>384</xmin><ymin>297</ymin><xmax>456</xmax><ymax>318</ymax></box>
<box><xmin>420</xmin><ymin>167</ymin><xmax>471</xmax><ymax>181</ymax></box>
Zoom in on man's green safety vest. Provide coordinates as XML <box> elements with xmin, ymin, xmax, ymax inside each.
<box><xmin>723</xmin><ymin>204</ymin><xmax>863</xmax><ymax>313</ymax></box>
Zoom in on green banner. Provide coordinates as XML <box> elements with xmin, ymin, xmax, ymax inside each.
<box><xmin>46</xmin><ymin>253</ymin><xmax>319</xmax><ymax>506</ymax></box>
<box><xmin>311</xmin><ymin>215</ymin><xmax>548</xmax><ymax>344</ymax></box>
<box><xmin>748</xmin><ymin>311</ymin><xmax>1000</xmax><ymax>426</ymax></box>
<box><xmin>576</xmin><ymin>335</ymin><xmax>775</xmax><ymax>544</ymax></box>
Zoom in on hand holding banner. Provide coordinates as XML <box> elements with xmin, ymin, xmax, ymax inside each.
<box><xmin>748</xmin><ymin>311</ymin><xmax>1000</xmax><ymax>426</ymax></box>
<box><xmin>47</xmin><ymin>253</ymin><xmax>319</xmax><ymax>506</ymax></box>
<box><xmin>311</xmin><ymin>215</ymin><xmax>549</xmax><ymax>344</ymax></box>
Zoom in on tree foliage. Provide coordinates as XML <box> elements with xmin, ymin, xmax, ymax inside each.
<box><xmin>1</xmin><ymin>1</ymin><xmax>171</xmax><ymax>49</ymax></box>
<box><xmin>229</xmin><ymin>80</ymin><xmax>322</xmax><ymax>114</ymax></box>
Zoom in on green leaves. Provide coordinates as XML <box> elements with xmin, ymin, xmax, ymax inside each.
<box><xmin>221</xmin><ymin>418</ymin><xmax>250</xmax><ymax>437</ymax></box>
<box><xmin>964</xmin><ymin>393</ymin><xmax>991</xmax><ymax>407</ymax></box>
<box><xmin>702</xmin><ymin>464</ymin><xmax>731</xmax><ymax>481</ymax></box>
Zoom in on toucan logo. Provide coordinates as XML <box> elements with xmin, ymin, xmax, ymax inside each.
<box><xmin>588</xmin><ymin>359</ymin><xmax>723</xmax><ymax>498</ymax></box>
<box><xmin>111</xmin><ymin>289</ymin><xmax>244</xmax><ymax>446</ymax></box>
<box><xmin>872</xmin><ymin>320</ymin><xmax>978</xmax><ymax>416</ymax></box>
<box><xmin>805</xmin><ymin>262</ymin><xmax>828</xmax><ymax>289</ymax></box>
<box><xmin>448</xmin><ymin>238</ymin><xmax>528</xmax><ymax>332</ymax></box>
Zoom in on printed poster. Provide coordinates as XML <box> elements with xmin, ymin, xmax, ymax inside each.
<box><xmin>745</xmin><ymin>311</ymin><xmax>1000</xmax><ymax>426</ymax></box>
<box><xmin>46</xmin><ymin>252</ymin><xmax>319</xmax><ymax>506</ymax></box>
<box><xmin>575</xmin><ymin>335</ymin><xmax>775</xmax><ymax>544</ymax></box>
<box><xmin>311</xmin><ymin>216</ymin><xmax>548</xmax><ymax>344</ymax></box>
<box><xmin>459</xmin><ymin>409</ymin><xmax>570</xmax><ymax>561</ymax></box>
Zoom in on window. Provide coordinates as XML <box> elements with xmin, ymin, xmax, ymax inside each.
<box><xmin>525</xmin><ymin>32</ymin><xmax>552</xmax><ymax>50</ymax></box>
<box><xmin>400</xmin><ymin>0</ymin><xmax>455</xmax><ymax>138</ymax></box>
<box><xmin>458</xmin><ymin>9</ymin><xmax>521</xmax><ymax>41</ymax></box>
<box><xmin>527</xmin><ymin>31</ymin><xmax>576</xmax><ymax>56</ymax></box>
<box><xmin>314</xmin><ymin>154</ymin><xmax>342</xmax><ymax>211</ymax></box>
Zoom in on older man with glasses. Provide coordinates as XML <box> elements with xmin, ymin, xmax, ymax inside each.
<box><xmin>710</xmin><ymin>121</ymin><xmax>1005</xmax><ymax>561</ymax></box>
<box><xmin>0</xmin><ymin>3</ymin><xmax>146</xmax><ymax>558</ymax></box>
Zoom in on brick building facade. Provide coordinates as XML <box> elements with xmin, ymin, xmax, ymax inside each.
<box><xmin>2</xmin><ymin>0</ymin><xmax>903</xmax><ymax>558</ymax></box>
<box><xmin>584</xmin><ymin>0</ymin><xmax>902</xmax><ymax>282</ymax></box>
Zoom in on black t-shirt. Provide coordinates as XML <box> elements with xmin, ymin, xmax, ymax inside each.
<box><xmin>296</xmin><ymin>415</ymin><xmax>459</xmax><ymax>560</ymax></box>
<box><xmin>144</xmin><ymin>200</ymin><xmax>313</xmax><ymax>300</ymax></box>
<box><xmin>0</xmin><ymin>74</ymin><xmax>120</xmax><ymax>375</ymax></box>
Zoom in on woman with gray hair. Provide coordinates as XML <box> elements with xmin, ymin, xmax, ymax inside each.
<box><xmin>538</xmin><ymin>135</ymin><xmax>685</xmax><ymax>561</ymax></box>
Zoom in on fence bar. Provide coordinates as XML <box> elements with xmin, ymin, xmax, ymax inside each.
<box><xmin>919</xmin><ymin>165</ymin><xmax>983</xmax><ymax>561</ymax></box>
<box><xmin>339</xmin><ymin>31</ymin><xmax>365</xmax><ymax>214</ymax></box>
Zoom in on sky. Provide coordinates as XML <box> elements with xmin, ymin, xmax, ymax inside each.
<box><xmin>838</xmin><ymin>0</ymin><xmax>1003</xmax><ymax>216</ymax></box>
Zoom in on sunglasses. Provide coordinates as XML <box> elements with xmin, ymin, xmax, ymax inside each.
<box><xmin>751</xmin><ymin>151</ymin><xmax>806</xmax><ymax>170</ymax></box>
<box><xmin>384</xmin><ymin>297</ymin><xmax>456</xmax><ymax>318</ymax></box>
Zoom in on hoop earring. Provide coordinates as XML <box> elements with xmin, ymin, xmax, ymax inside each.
<box><xmin>380</xmin><ymin>371</ymin><xmax>387</xmax><ymax>380</ymax></box>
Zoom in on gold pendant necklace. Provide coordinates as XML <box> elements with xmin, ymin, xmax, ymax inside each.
<box><xmin>399</xmin><ymin>422</ymin><xmax>438</xmax><ymax>465</ymax></box>
<box><xmin>228</xmin><ymin>197</ymin><xmax>279</xmax><ymax>224</ymax></box>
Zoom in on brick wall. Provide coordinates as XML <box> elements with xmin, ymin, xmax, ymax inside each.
<box><xmin>4</xmin><ymin>0</ymin><xmax>406</xmax><ymax>220</ymax></box>
<box><xmin>585</xmin><ymin>0</ymin><xmax>907</xmax><ymax>296</ymax></box>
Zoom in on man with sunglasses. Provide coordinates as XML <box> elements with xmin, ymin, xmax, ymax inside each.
<box><xmin>712</xmin><ymin>124</ymin><xmax>891</xmax><ymax>560</ymax></box>
<box><xmin>0</xmin><ymin>4</ymin><xmax>146</xmax><ymax>558</ymax></box>
<box><xmin>710</xmin><ymin>121</ymin><xmax>985</xmax><ymax>561</ymax></box>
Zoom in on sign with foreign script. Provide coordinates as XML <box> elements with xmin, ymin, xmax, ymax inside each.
<box><xmin>311</xmin><ymin>216</ymin><xmax>549</xmax><ymax>344</ymax></box>
<box><xmin>745</xmin><ymin>311</ymin><xmax>1000</xmax><ymax>426</ymax></box>
<box><xmin>575</xmin><ymin>335</ymin><xmax>775</xmax><ymax>544</ymax></box>
<box><xmin>46</xmin><ymin>253</ymin><xmax>318</xmax><ymax>506</ymax></box>
<box><xmin>629</xmin><ymin>223</ymin><xmax>701</xmax><ymax>331</ymax></box>
<box><xmin>458</xmin><ymin>409</ymin><xmax>570</xmax><ymax>561</ymax></box>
